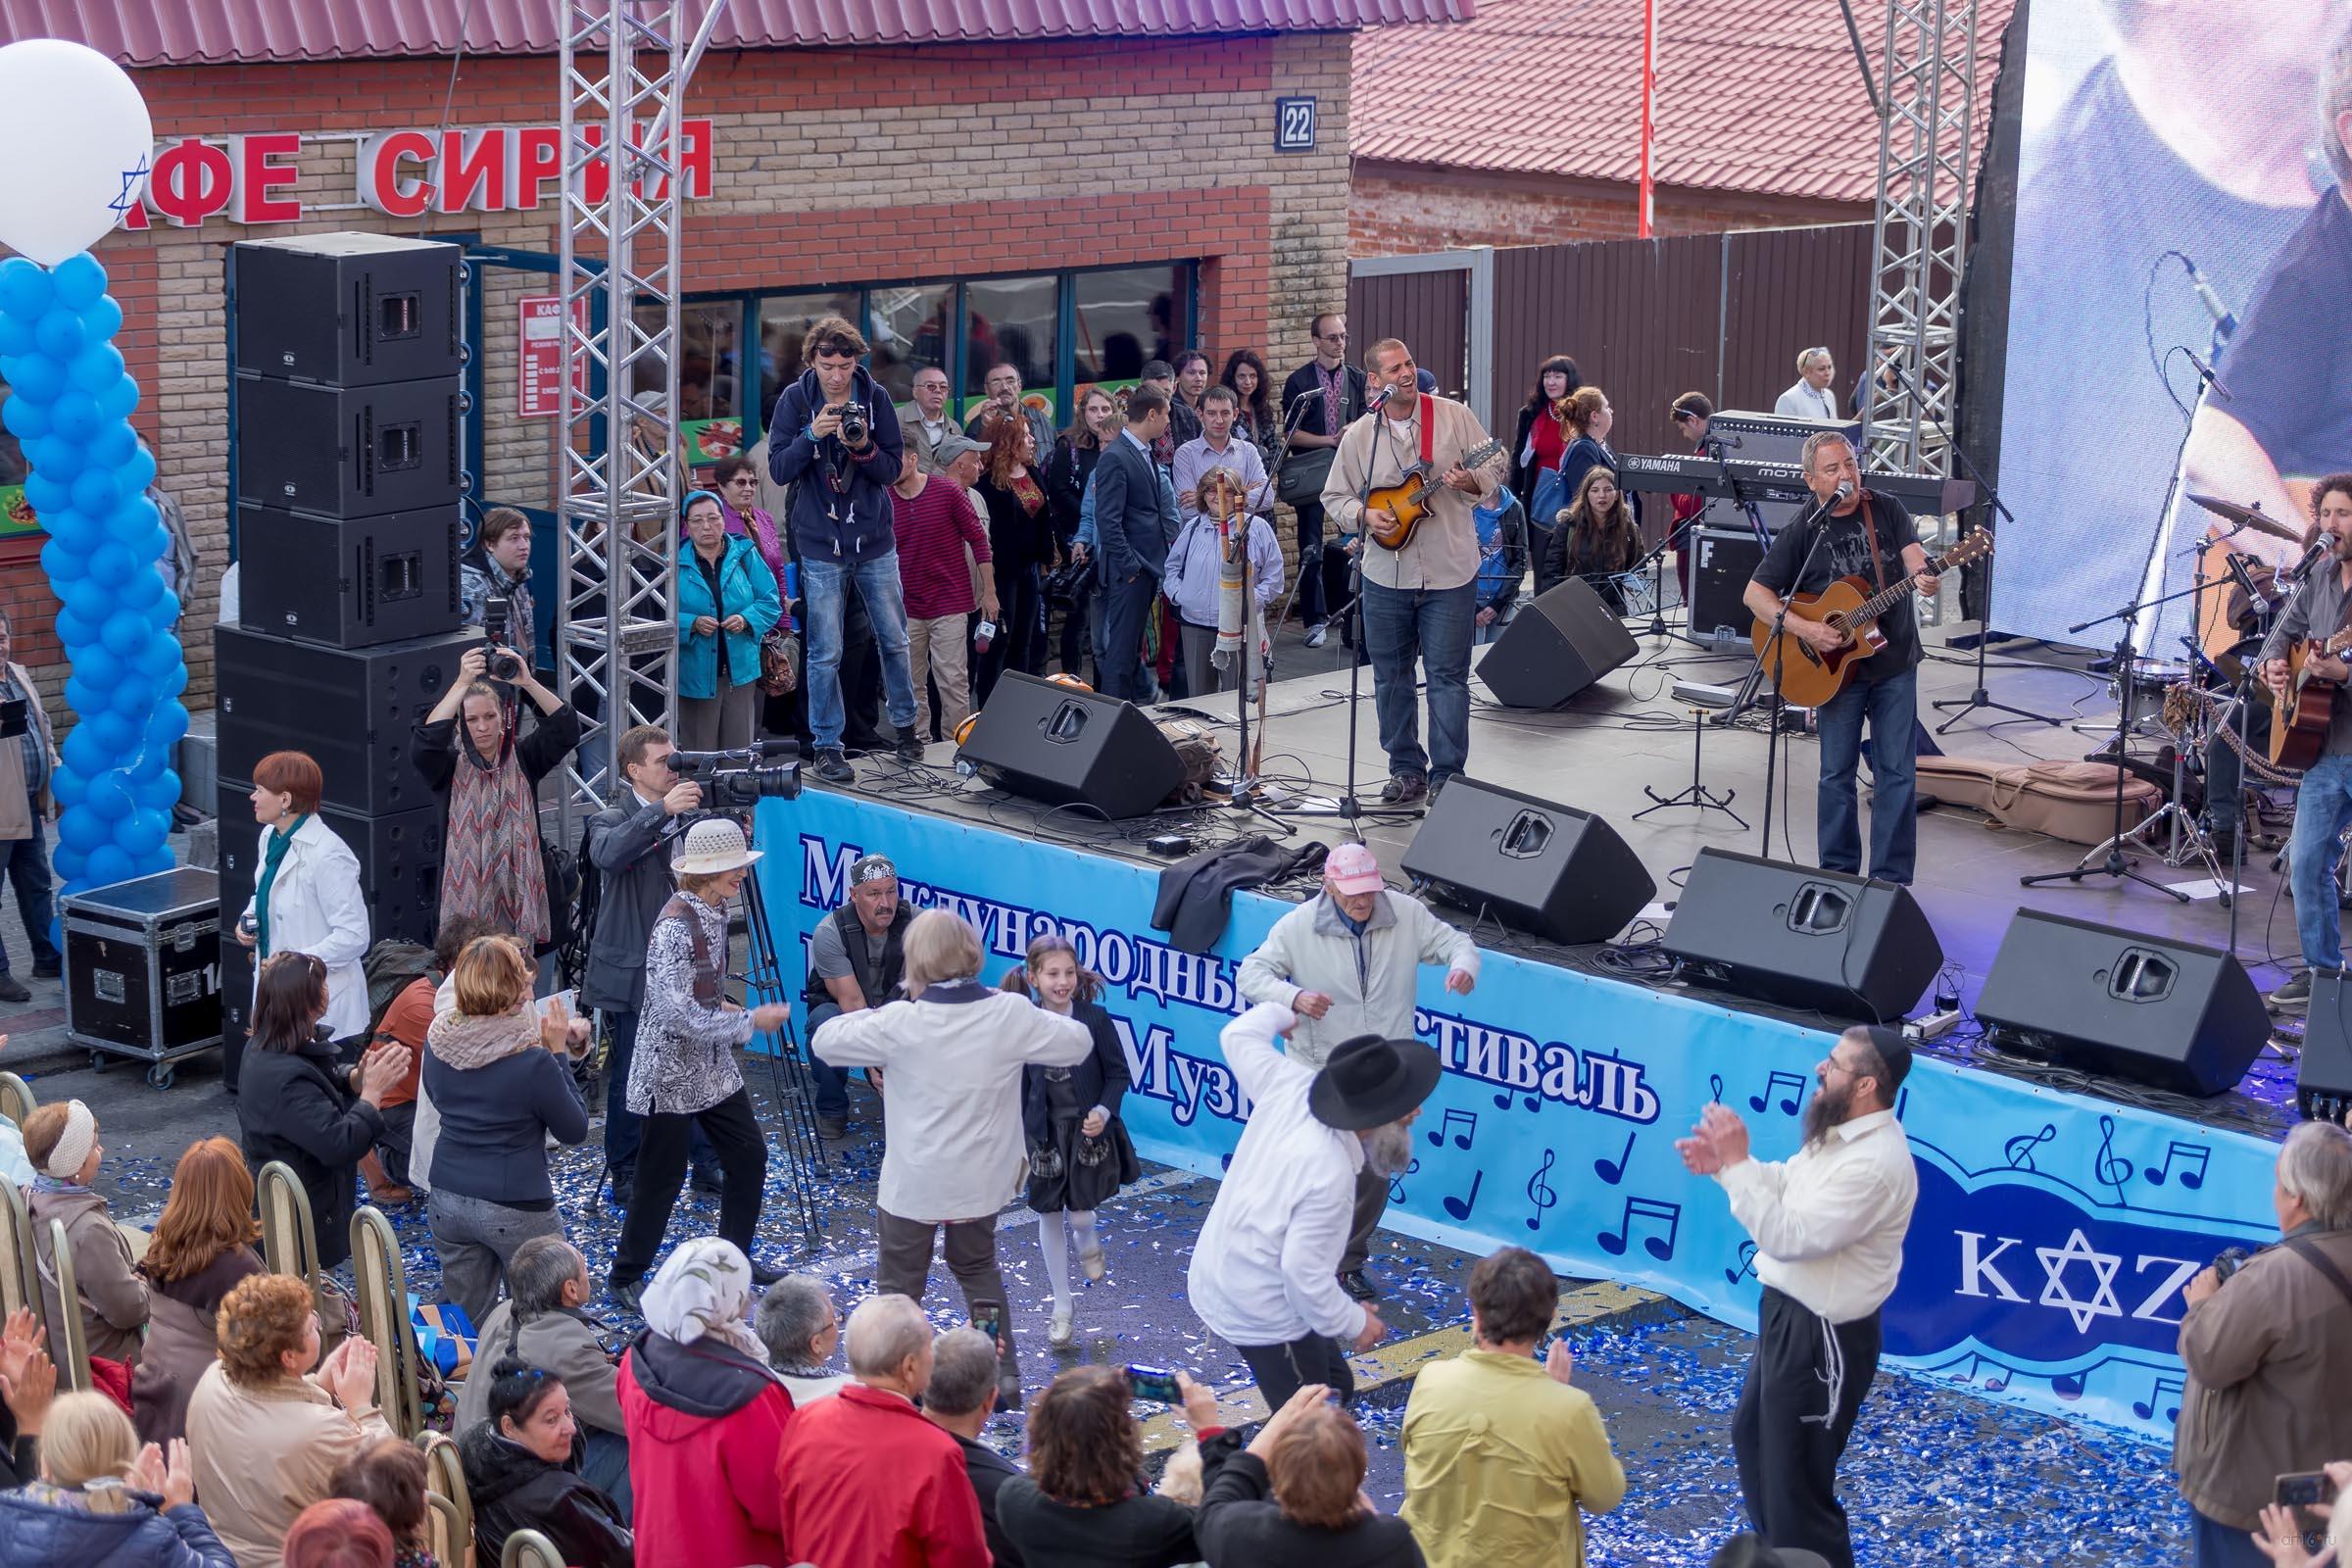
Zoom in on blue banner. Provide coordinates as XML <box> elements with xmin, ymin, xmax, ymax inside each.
<box><xmin>754</xmin><ymin>792</ymin><xmax>2278</xmax><ymax>1439</ymax></box>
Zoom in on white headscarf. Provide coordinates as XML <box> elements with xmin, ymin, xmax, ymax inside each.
<box><xmin>639</xmin><ymin>1237</ymin><xmax>770</xmax><ymax>1362</ymax></box>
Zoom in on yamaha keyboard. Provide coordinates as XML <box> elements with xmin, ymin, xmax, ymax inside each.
<box><xmin>1614</xmin><ymin>452</ymin><xmax>1977</xmax><ymax>516</ymax></box>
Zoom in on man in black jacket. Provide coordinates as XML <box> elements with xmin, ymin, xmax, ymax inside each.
<box><xmin>801</xmin><ymin>853</ymin><xmax>913</xmax><ymax>1139</ymax></box>
<box><xmin>1093</xmin><ymin>387</ymin><xmax>1177</xmax><ymax>703</ymax></box>
<box><xmin>923</xmin><ymin>1326</ymin><xmax>1023</xmax><ymax>1567</ymax></box>
<box><xmin>581</xmin><ymin>724</ymin><xmax>718</xmax><ymax>1204</ymax></box>
<box><xmin>1281</xmin><ymin>315</ymin><xmax>1368</xmax><ymax>647</ymax></box>
<box><xmin>767</xmin><ymin>316</ymin><xmax>920</xmax><ymax>782</ymax></box>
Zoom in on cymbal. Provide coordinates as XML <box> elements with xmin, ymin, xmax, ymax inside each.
<box><xmin>2190</xmin><ymin>492</ymin><xmax>2303</xmax><ymax>544</ymax></box>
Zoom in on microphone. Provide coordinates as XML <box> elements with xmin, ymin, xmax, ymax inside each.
<box><xmin>2184</xmin><ymin>348</ymin><xmax>2233</xmax><ymax>401</ymax></box>
<box><xmin>2225</xmin><ymin>551</ymin><xmax>2264</xmax><ymax>603</ymax></box>
<box><xmin>2287</xmin><ymin>537</ymin><xmax>2330</xmax><ymax>584</ymax></box>
<box><xmin>1366</xmin><ymin>384</ymin><xmax>1396</xmax><ymax>414</ymax></box>
<box><xmin>2184</xmin><ymin>256</ymin><xmax>2239</xmax><ymax>342</ymax></box>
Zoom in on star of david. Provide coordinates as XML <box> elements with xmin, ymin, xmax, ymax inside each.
<box><xmin>2035</xmin><ymin>1227</ymin><xmax>2123</xmax><ymax>1334</ymax></box>
<box><xmin>109</xmin><ymin>156</ymin><xmax>151</xmax><ymax>217</ymax></box>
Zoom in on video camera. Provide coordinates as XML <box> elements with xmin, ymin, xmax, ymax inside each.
<box><xmin>670</xmin><ymin>738</ymin><xmax>803</xmax><ymax>808</ymax></box>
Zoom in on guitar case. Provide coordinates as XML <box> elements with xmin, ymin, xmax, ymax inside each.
<box><xmin>1916</xmin><ymin>757</ymin><xmax>2161</xmax><ymax>846</ymax></box>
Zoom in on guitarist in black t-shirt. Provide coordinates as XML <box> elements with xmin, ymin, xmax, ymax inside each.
<box><xmin>1741</xmin><ymin>431</ymin><xmax>1940</xmax><ymax>886</ymax></box>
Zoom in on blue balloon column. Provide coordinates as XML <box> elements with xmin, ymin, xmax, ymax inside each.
<box><xmin>0</xmin><ymin>250</ymin><xmax>185</xmax><ymax>900</ymax></box>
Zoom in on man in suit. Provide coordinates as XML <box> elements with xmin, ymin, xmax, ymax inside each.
<box><xmin>1283</xmin><ymin>314</ymin><xmax>1370</xmax><ymax>648</ymax></box>
<box><xmin>1094</xmin><ymin>386</ymin><xmax>1177</xmax><ymax>702</ymax></box>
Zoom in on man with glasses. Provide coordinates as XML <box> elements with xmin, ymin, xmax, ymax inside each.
<box><xmin>1775</xmin><ymin>348</ymin><xmax>1842</xmax><ymax>421</ymax></box>
<box><xmin>970</xmin><ymin>360</ymin><xmax>1054</xmax><ymax>460</ymax></box>
<box><xmin>1282</xmin><ymin>314</ymin><xmax>1369</xmax><ymax>648</ymax></box>
<box><xmin>1675</xmin><ymin>1024</ymin><xmax>1918</xmax><ymax>1568</ymax></box>
<box><xmin>896</xmin><ymin>366</ymin><xmax>964</xmax><ymax>475</ymax></box>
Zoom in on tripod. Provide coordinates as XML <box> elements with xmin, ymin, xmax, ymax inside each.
<box><xmin>739</xmin><ymin>862</ymin><xmax>834</xmax><ymax>1251</ymax></box>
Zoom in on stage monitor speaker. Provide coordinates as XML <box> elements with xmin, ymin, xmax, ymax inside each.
<box><xmin>956</xmin><ymin>671</ymin><xmax>1184</xmax><ymax>819</ymax></box>
<box><xmin>232</xmin><ymin>233</ymin><xmax>464</xmax><ymax>387</ymax></box>
<box><xmin>1661</xmin><ymin>848</ymin><xmax>1941</xmax><ymax>1021</ymax></box>
<box><xmin>217</xmin><ymin>780</ymin><xmax>445</xmax><ymax>947</ymax></box>
<box><xmin>214</xmin><ymin>624</ymin><xmax>475</xmax><ymax>816</ymax></box>
<box><xmin>1478</xmin><ymin>576</ymin><xmax>1638</xmax><ymax>709</ymax></box>
<box><xmin>1974</xmin><ymin>909</ymin><xmax>2267</xmax><ymax>1098</ymax></box>
<box><xmin>2299</xmin><ymin>970</ymin><xmax>2352</xmax><ymax>1120</ymax></box>
<box><xmin>234</xmin><ymin>374</ymin><xmax>463</xmax><ymax>517</ymax></box>
<box><xmin>1689</xmin><ymin>526</ymin><xmax>1764</xmax><ymax>645</ymax></box>
<box><xmin>236</xmin><ymin>503</ymin><xmax>463</xmax><ymax>649</ymax></box>
<box><xmin>1400</xmin><ymin>776</ymin><xmax>1654</xmax><ymax>944</ymax></box>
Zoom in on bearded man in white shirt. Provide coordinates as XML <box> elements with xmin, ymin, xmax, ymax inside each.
<box><xmin>1674</xmin><ymin>1024</ymin><xmax>1918</xmax><ymax>1568</ymax></box>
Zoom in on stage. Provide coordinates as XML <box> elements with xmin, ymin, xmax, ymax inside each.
<box><xmin>756</xmin><ymin>620</ymin><xmax>2304</xmax><ymax>1444</ymax></box>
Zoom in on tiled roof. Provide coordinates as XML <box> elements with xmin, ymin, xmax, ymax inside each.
<box><xmin>0</xmin><ymin>0</ymin><xmax>1473</xmax><ymax>65</ymax></box>
<box><xmin>1351</xmin><ymin>0</ymin><xmax>2013</xmax><ymax>204</ymax></box>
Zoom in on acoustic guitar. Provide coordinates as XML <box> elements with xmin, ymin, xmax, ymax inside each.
<box><xmin>1364</xmin><ymin>438</ymin><xmax>1505</xmax><ymax>552</ymax></box>
<box><xmin>2271</xmin><ymin>626</ymin><xmax>2352</xmax><ymax>770</ymax></box>
<box><xmin>1749</xmin><ymin>530</ymin><xmax>1994</xmax><ymax>709</ymax></box>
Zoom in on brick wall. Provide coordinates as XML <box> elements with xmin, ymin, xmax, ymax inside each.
<box><xmin>0</xmin><ymin>31</ymin><xmax>1359</xmax><ymax>714</ymax></box>
<box><xmin>1349</xmin><ymin>159</ymin><xmax>1868</xmax><ymax>256</ymax></box>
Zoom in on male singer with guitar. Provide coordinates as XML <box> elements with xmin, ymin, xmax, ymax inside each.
<box><xmin>2257</xmin><ymin>474</ymin><xmax>2352</xmax><ymax>1011</ymax></box>
<box><xmin>1322</xmin><ymin>338</ymin><xmax>1507</xmax><ymax>805</ymax></box>
<box><xmin>1741</xmin><ymin>431</ymin><xmax>1938</xmax><ymax>885</ymax></box>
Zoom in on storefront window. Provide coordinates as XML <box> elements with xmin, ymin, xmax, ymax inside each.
<box><xmin>867</xmin><ymin>283</ymin><xmax>953</xmax><ymax>408</ymax></box>
<box><xmin>0</xmin><ymin>382</ymin><xmax>31</xmax><ymax>538</ymax></box>
<box><xmin>759</xmin><ymin>291</ymin><xmax>861</xmax><ymax>424</ymax></box>
<box><xmin>963</xmin><ymin>274</ymin><xmax>1057</xmax><ymax>425</ymax></box>
<box><xmin>672</xmin><ymin>301</ymin><xmax>744</xmax><ymax>471</ymax></box>
<box><xmin>1074</xmin><ymin>266</ymin><xmax>1183</xmax><ymax>398</ymax></box>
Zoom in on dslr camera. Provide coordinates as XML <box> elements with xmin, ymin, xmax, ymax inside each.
<box><xmin>481</xmin><ymin>595</ymin><xmax>527</xmax><ymax>677</ymax></box>
<box><xmin>831</xmin><ymin>403</ymin><xmax>871</xmax><ymax>448</ymax></box>
<box><xmin>668</xmin><ymin>739</ymin><xmax>803</xmax><ymax>809</ymax></box>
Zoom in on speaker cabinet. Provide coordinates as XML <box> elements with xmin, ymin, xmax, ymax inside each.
<box><xmin>1689</xmin><ymin>526</ymin><xmax>1765</xmax><ymax>643</ymax></box>
<box><xmin>956</xmin><ymin>671</ymin><xmax>1184</xmax><ymax>819</ymax></box>
<box><xmin>236</xmin><ymin>503</ymin><xmax>463</xmax><ymax>649</ymax></box>
<box><xmin>1400</xmin><ymin>776</ymin><xmax>1654</xmax><ymax>944</ymax></box>
<box><xmin>217</xmin><ymin>781</ymin><xmax>445</xmax><ymax>948</ymax></box>
<box><xmin>214</xmin><ymin>624</ymin><xmax>476</xmax><ymax>816</ymax></box>
<box><xmin>234</xmin><ymin>374</ymin><xmax>463</xmax><ymax>517</ymax></box>
<box><xmin>1662</xmin><ymin>848</ymin><xmax>1942</xmax><ymax>1021</ymax></box>
<box><xmin>1478</xmin><ymin>576</ymin><xmax>1639</xmax><ymax>708</ymax></box>
<box><xmin>232</xmin><ymin>234</ymin><xmax>464</xmax><ymax>387</ymax></box>
<box><xmin>1975</xmin><ymin>910</ymin><xmax>2267</xmax><ymax>1097</ymax></box>
<box><xmin>2300</xmin><ymin>971</ymin><xmax>2352</xmax><ymax>1120</ymax></box>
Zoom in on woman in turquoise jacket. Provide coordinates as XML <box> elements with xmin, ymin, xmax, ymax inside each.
<box><xmin>677</xmin><ymin>489</ymin><xmax>781</xmax><ymax>750</ymax></box>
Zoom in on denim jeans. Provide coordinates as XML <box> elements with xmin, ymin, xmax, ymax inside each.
<box><xmin>580</xmin><ymin>1429</ymin><xmax>633</xmax><ymax>1522</ymax></box>
<box><xmin>2189</xmin><ymin>1500</ymin><xmax>2275</xmax><ymax>1568</ymax></box>
<box><xmin>803</xmin><ymin>552</ymin><xmax>918</xmax><ymax>750</ymax></box>
<box><xmin>1812</xmin><ymin>665</ymin><xmax>1919</xmax><ymax>885</ymax></box>
<box><xmin>1359</xmin><ymin>577</ymin><xmax>1477</xmax><ymax>783</ymax></box>
<box><xmin>806</xmin><ymin>1001</ymin><xmax>853</xmax><ymax>1122</ymax></box>
<box><xmin>427</xmin><ymin>1189</ymin><xmax>565</xmax><ymax>1327</ymax></box>
<box><xmin>2289</xmin><ymin>753</ymin><xmax>2352</xmax><ymax>972</ymax></box>
<box><xmin>0</xmin><ymin>827</ymin><xmax>58</xmax><ymax>975</ymax></box>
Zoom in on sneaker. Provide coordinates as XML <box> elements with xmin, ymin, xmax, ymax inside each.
<box><xmin>2271</xmin><ymin>970</ymin><xmax>2328</xmax><ymax>1010</ymax></box>
<box><xmin>1380</xmin><ymin>772</ymin><xmax>1428</xmax><ymax>806</ymax></box>
<box><xmin>1049</xmin><ymin>1309</ymin><xmax>1075</xmax><ymax>1348</ymax></box>
<box><xmin>815</xmin><ymin>748</ymin><xmax>856</xmax><ymax>784</ymax></box>
<box><xmin>0</xmin><ymin>973</ymin><xmax>25</xmax><ymax>1004</ymax></box>
<box><xmin>30</xmin><ymin>957</ymin><xmax>60</xmax><ymax>979</ymax></box>
<box><xmin>1304</xmin><ymin>622</ymin><xmax>1328</xmax><ymax>649</ymax></box>
<box><xmin>1078</xmin><ymin>1242</ymin><xmax>1106</xmax><ymax>1284</ymax></box>
<box><xmin>894</xmin><ymin>732</ymin><xmax>925</xmax><ymax>764</ymax></box>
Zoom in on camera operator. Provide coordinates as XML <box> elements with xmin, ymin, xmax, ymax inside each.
<box><xmin>766</xmin><ymin>315</ymin><xmax>923</xmax><ymax>784</ymax></box>
<box><xmin>580</xmin><ymin>724</ymin><xmax>723</xmax><ymax>1207</ymax></box>
<box><xmin>2175</xmin><ymin>1120</ymin><xmax>2352</xmax><ymax>1567</ymax></box>
<box><xmin>412</xmin><ymin>645</ymin><xmax>581</xmax><ymax>956</ymax></box>
<box><xmin>801</xmin><ymin>853</ymin><xmax>912</xmax><ymax>1141</ymax></box>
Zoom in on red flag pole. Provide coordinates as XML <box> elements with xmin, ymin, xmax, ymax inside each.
<box><xmin>1638</xmin><ymin>0</ymin><xmax>1658</xmax><ymax>236</ymax></box>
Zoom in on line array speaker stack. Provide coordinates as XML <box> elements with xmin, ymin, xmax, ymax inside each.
<box><xmin>220</xmin><ymin>234</ymin><xmax>471</xmax><ymax>1081</ymax></box>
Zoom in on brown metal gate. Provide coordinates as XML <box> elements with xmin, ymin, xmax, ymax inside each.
<box><xmin>1347</xmin><ymin>266</ymin><xmax>1471</xmax><ymax>399</ymax></box>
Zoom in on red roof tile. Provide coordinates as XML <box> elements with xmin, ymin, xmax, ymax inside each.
<box><xmin>1351</xmin><ymin>0</ymin><xmax>2012</xmax><ymax>204</ymax></box>
<box><xmin>0</xmin><ymin>0</ymin><xmax>1472</xmax><ymax>65</ymax></box>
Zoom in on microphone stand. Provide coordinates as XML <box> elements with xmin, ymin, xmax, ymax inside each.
<box><xmin>1757</xmin><ymin>487</ymin><xmax>1843</xmax><ymax>862</ymax></box>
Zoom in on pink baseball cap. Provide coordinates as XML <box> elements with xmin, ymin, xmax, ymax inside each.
<box><xmin>1326</xmin><ymin>842</ymin><xmax>1385</xmax><ymax>895</ymax></box>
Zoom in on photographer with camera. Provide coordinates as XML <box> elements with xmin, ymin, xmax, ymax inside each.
<box><xmin>412</xmin><ymin>645</ymin><xmax>581</xmax><ymax>956</ymax></box>
<box><xmin>765</xmin><ymin>315</ymin><xmax>922</xmax><ymax>784</ymax></box>
<box><xmin>2175</xmin><ymin>1120</ymin><xmax>2352</xmax><ymax>1568</ymax></box>
<box><xmin>461</xmin><ymin>508</ymin><xmax>541</xmax><ymax>672</ymax></box>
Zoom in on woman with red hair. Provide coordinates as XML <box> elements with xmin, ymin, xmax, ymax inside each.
<box><xmin>231</xmin><ymin>751</ymin><xmax>370</xmax><ymax>1084</ymax></box>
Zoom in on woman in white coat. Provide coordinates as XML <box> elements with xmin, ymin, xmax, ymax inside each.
<box><xmin>233</xmin><ymin>751</ymin><xmax>370</xmax><ymax>1084</ymax></box>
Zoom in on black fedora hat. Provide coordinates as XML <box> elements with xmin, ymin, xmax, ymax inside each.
<box><xmin>1309</xmin><ymin>1033</ymin><xmax>1446</xmax><ymax>1131</ymax></box>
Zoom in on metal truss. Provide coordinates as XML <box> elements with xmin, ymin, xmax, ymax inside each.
<box><xmin>557</xmin><ymin>0</ymin><xmax>686</xmax><ymax>813</ymax></box>
<box><xmin>1859</xmin><ymin>0</ymin><xmax>1976</xmax><ymax>477</ymax></box>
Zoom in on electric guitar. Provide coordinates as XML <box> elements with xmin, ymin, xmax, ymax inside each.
<box><xmin>2271</xmin><ymin>625</ymin><xmax>2352</xmax><ymax>770</ymax></box>
<box><xmin>1364</xmin><ymin>439</ymin><xmax>1506</xmax><ymax>552</ymax></box>
<box><xmin>1750</xmin><ymin>530</ymin><xmax>1994</xmax><ymax>709</ymax></box>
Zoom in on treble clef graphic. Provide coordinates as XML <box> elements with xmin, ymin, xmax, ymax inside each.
<box><xmin>2094</xmin><ymin>1114</ymin><xmax>2133</xmax><ymax>1204</ymax></box>
<box><xmin>1525</xmin><ymin>1148</ymin><xmax>1559</xmax><ymax>1233</ymax></box>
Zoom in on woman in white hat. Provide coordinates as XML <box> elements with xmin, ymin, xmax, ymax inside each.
<box><xmin>607</xmin><ymin>818</ymin><xmax>789</xmax><ymax>1313</ymax></box>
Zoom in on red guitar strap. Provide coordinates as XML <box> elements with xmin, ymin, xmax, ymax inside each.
<box><xmin>1419</xmin><ymin>394</ymin><xmax>1437</xmax><ymax>466</ymax></box>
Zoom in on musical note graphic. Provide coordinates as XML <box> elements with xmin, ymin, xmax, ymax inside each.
<box><xmin>1594</xmin><ymin>1131</ymin><xmax>1636</xmax><ymax>1186</ymax></box>
<box><xmin>1748</xmin><ymin>1069</ymin><xmax>1806</xmax><ymax>1116</ymax></box>
<box><xmin>2144</xmin><ymin>1141</ymin><xmax>2210</xmax><ymax>1191</ymax></box>
<box><xmin>2094</xmin><ymin>1115</ymin><xmax>2134</xmax><ymax>1201</ymax></box>
<box><xmin>1895</xmin><ymin>1085</ymin><xmax>1910</xmax><ymax>1120</ymax></box>
<box><xmin>2003</xmin><ymin>1123</ymin><xmax>2057</xmax><ymax>1172</ymax></box>
<box><xmin>1490</xmin><ymin>1088</ymin><xmax>1541</xmax><ymax>1112</ymax></box>
<box><xmin>2132</xmin><ymin>1374</ymin><xmax>2183</xmax><ymax>1423</ymax></box>
<box><xmin>1443</xmin><ymin>1170</ymin><xmax>1484</xmax><ymax>1221</ymax></box>
<box><xmin>1964</xmin><ymin>1354</ymin><xmax>2011</xmax><ymax>1393</ymax></box>
<box><xmin>1427</xmin><ymin>1107</ymin><xmax>1479</xmax><ymax>1151</ymax></box>
<box><xmin>1525</xmin><ymin>1150</ymin><xmax>1558</xmax><ymax>1233</ymax></box>
<box><xmin>1597</xmin><ymin>1196</ymin><xmax>1681</xmax><ymax>1261</ymax></box>
<box><xmin>1389</xmin><ymin>1156</ymin><xmax>1419</xmax><ymax>1204</ymax></box>
<box><xmin>2050</xmin><ymin>1372</ymin><xmax>2084</xmax><ymax>1401</ymax></box>
<box><xmin>1708</xmin><ymin>1072</ymin><xmax>1726</xmax><ymax>1105</ymax></box>
<box><xmin>1725</xmin><ymin>1240</ymin><xmax>1758</xmax><ymax>1286</ymax></box>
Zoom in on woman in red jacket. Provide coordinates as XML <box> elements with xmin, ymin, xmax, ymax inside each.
<box><xmin>616</xmin><ymin>1238</ymin><xmax>793</xmax><ymax>1568</ymax></box>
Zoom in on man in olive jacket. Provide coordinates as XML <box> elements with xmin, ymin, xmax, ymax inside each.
<box><xmin>2174</xmin><ymin>1120</ymin><xmax>2352</xmax><ymax>1565</ymax></box>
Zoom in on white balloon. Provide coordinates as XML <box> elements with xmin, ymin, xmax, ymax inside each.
<box><xmin>0</xmin><ymin>39</ymin><xmax>152</xmax><ymax>267</ymax></box>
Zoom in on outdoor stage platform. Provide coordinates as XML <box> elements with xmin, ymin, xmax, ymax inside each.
<box><xmin>752</xmin><ymin>625</ymin><xmax>2305</xmax><ymax>1444</ymax></box>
